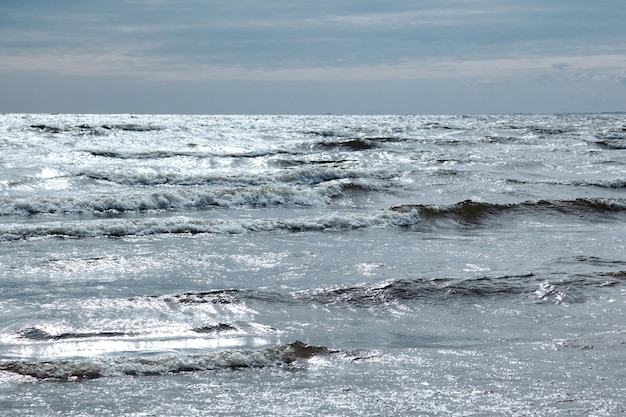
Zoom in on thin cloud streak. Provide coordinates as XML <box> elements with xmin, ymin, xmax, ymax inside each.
<box><xmin>3</xmin><ymin>49</ymin><xmax>624</xmax><ymax>83</ymax></box>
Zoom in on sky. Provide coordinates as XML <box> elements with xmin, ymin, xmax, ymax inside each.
<box><xmin>1</xmin><ymin>0</ymin><xmax>625</xmax><ymax>114</ymax></box>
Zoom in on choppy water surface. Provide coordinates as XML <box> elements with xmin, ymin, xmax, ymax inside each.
<box><xmin>1</xmin><ymin>114</ymin><xmax>625</xmax><ymax>415</ymax></box>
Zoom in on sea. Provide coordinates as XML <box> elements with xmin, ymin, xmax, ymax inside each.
<box><xmin>0</xmin><ymin>113</ymin><xmax>624</xmax><ymax>416</ymax></box>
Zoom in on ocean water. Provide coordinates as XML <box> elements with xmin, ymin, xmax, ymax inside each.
<box><xmin>0</xmin><ymin>113</ymin><xmax>625</xmax><ymax>416</ymax></box>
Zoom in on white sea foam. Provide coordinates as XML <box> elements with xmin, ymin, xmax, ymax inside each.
<box><xmin>0</xmin><ymin>184</ymin><xmax>347</xmax><ymax>216</ymax></box>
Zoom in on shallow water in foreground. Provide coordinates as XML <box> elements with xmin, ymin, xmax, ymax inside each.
<box><xmin>1</xmin><ymin>114</ymin><xmax>625</xmax><ymax>415</ymax></box>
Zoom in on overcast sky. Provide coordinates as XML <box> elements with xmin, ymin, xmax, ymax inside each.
<box><xmin>1</xmin><ymin>0</ymin><xmax>625</xmax><ymax>114</ymax></box>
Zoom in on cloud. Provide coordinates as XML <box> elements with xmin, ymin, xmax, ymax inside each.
<box><xmin>613</xmin><ymin>70</ymin><xmax>626</xmax><ymax>85</ymax></box>
<box><xmin>551</xmin><ymin>63</ymin><xmax>571</xmax><ymax>70</ymax></box>
<box><xmin>2</xmin><ymin>1</ymin><xmax>626</xmax><ymax>72</ymax></box>
<box><xmin>3</xmin><ymin>48</ymin><xmax>624</xmax><ymax>84</ymax></box>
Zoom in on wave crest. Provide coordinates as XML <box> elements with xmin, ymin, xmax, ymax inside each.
<box><xmin>391</xmin><ymin>198</ymin><xmax>626</xmax><ymax>226</ymax></box>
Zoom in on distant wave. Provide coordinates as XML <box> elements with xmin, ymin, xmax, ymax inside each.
<box><xmin>18</xmin><ymin>327</ymin><xmax>129</xmax><ymax>341</ymax></box>
<box><xmin>84</xmin><ymin>148</ymin><xmax>294</xmax><ymax>160</ymax></box>
<box><xmin>86</xmin><ymin>150</ymin><xmax>203</xmax><ymax>160</ymax></box>
<box><xmin>591</xmin><ymin>126</ymin><xmax>626</xmax><ymax>149</ymax></box>
<box><xmin>0</xmin><ymin>341</ymin><xmax>337</xmax><ymax>380</ymax></box>
<box><xmin>420</xmin><ymin>121</ymin><xmax>464</xmax><ymax>130</ymax></box>
<box><xmin>505</xmin><ymin>178</ymin><xmax>626</xmax><ymax>189</ymax></box>
<box><xmin>30</xmin><ymin>123</ymin><xmax>165</xmax><ymax>135</ymax></box>
<box><xmin>593</xmin><ymin>140</ymin><xmax>626</xmax><ymax>150</ymax></box>
<box><xmin>595</xmin><ymin>126</ymin><xmax>626</xmax><ymax>140</ymax></box>
<box><xmin>16</xmin><ymin>322</ymin><xmax>244</xmax><ymax>341</ymax></box>
<box><xmin>309</xmin><ymin>137</ymin><xmax>407</xmax><ymax>151</ymax></box>
<box><xmin>76</xmin><ymin>164</ymin><xmax>396</xmax><ymax>187</ymax></box>
<box><xmin>570</xmin><ymin>179</ymin><xmax>626</xmax><ymax>189</ymax></box>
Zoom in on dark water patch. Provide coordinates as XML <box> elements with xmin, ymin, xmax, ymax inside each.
<box><xmin>530</xmin><ymin>127</ymin><xmax>568</xmax><ymax>136</ymax></box>
<box><xmin>364</xmin><ymin>136</ymin><xmax>408</xmax><ymax>144</ymax></box>
<box><xmin>392</xmin><ymin>200</ymin><xmax>512</xmax><ymax>226</ymax></box>
<box><xmin>421</xmin><ymin>122</ymin><xmax>460</xmax><ymax>130</ymax></box>
<box><xmin>593</xmin><ymin>140</ymin><xmax>626</xmax><ymax>150</ymax></box>
<box><xmin>18</xmin><ymin>327</ymin><xmax>127</xmax><ymax>341</ymax></box>
<box><xmin>87</xmin><ymin>148</ymin><xmax>293</xmax><ymax>161</ymax></box>
<box><xmin>313</xmin><ymin>138</ymin><xmax>377</xmax><ymax>151</ymax></box>
<box><xmin>269</xmin><ymin>158</ymin><xmax>351</xmax><ymax>168</ymax></box>
<box><xmin>483</xmin><ymin>135</ymin><xmax>511</xmax><ymax>144</ymax></box>
<box><xmin>305</xmin><ymin>130</ymin><xmax>343</xmax><ymax>138</ymax></box>
<box><xmin>505</xmin><ymin>178</ymin><xmax>527</xmax><ymax>185</ymax></box>
<box><xmin>559</xmin><ymin>198</ymin><xmax>626</xmax><ymax>214</ymax></box>
<box><xmin>559</xmin><ymin>256</ymin><xmax>626</xmax><ymax>267</ymax></box>
<box><xmin>191</xmin><ymin>323</ymin><xmax>238</xmax><ymax>333</ymax></box>
<box><xmin>72</xmin><ymin>124</ymin><xmax>109</xmax><ymax>136</ymax></box>
<box><xmin>144</xmin><ymin>290</ymin><xmax>244</xmax><ymax>305</ymax></box>
<box><xmin>29</xmin><ymin>124</ymin><xmax>62</xmax><ymax>134</ymax></box>
<box><xmin>79</xmin><ymin>171</ymin><xmax>171</xmax><ymax>185</ymax></box>
<box><xmin>86</xmin><ymin>150</ymin><xmax>200</xmax><ymax>160</ymax></box>
<box><xmin>599</xmin><ymin>271</ymin><xmax>626</xmax><ymax>279</ymax></box>
<box><xmin>30</xmin><ymin>123</ymin><xmax>164</xmax><ymax>135</ymax></box>
<box><xmin>504</xmin><ymin>178</ymin><xmax>626</xmax><ymax>189</ymax></box>
<box><xmin>430</xmin><ymin>166</ymin><xmax>461</xmax><ymax>177</ymax></box>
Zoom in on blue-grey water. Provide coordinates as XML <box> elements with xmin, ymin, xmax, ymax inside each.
<box><xmin>1</xmin><ymin>114</ymin><xmax>625</xmax><ymax>416</ymax></box>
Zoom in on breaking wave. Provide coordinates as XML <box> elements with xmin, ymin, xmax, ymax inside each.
<box><xmin>0</xmin><ymin>209</ymin><xmax>420</xmax><ymax>241</ymax></box>
<box><xmin>0</xmin><ymin>184</ymin><xmax>342</xmax><ymax>216</ymax></box>
<box><xmin>391</xmin><ymin>198</ymin><xmax>626</xmax><ymax>226</ymax></box>
<box><xmin>0</xmin><ymin>341</ymin><xmax>336</xmax><ymax>380</ymax></box>
<box><xmin>152</xmin><ymin>270</ymin><xmax>623</xmax><ymax>310</ymax></box>
<box><xmin>309</xmin><ymin>136</ymin><xmax>411</xmax><ymax>151</ymax></box>
<box><xmin>2</xmin><ymin>197</ymin><xmax>624</xmax><ymax>240</ymax></box>
<box><xmin>293</xmin><ymin>274</ymin><xmax>600</xmax><ymax>306</ymax></box>
<box><xmin>76</xmin><ymin>164</ymin><xmax>396</xmax><ymax>187</ymax></box>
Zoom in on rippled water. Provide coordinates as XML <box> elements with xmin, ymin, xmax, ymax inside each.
<box><xmin>1</xmin><ymin>114</ymin><xmax>625</xmax><ymax>415</ymax></box>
